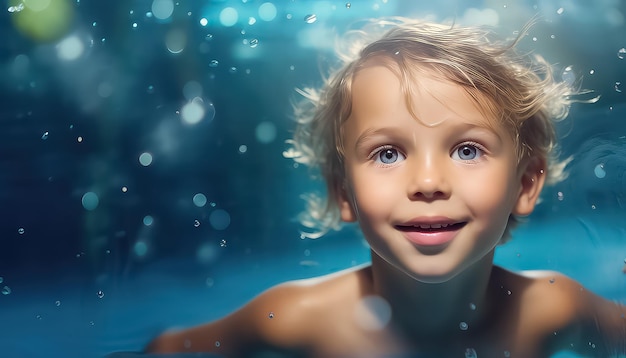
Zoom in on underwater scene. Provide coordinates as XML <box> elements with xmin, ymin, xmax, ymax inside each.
<box><xmin>1</xmin><ymin>0</ymin><xmax>625</xmax><ymax>357</ymax></box>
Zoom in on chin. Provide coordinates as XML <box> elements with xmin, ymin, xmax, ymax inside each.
<box><xmin>401</xmin><ymin>262</ymin><xmax>463</xmax><ymax>284</ymax></box>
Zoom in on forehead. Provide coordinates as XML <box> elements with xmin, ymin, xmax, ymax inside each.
<box><xmin>349</xmin><ymin>61</ymin><xmax>504</xmax><ymax>133</ymax></box>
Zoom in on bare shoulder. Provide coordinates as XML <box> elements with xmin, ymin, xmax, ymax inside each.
<box><xmin>146</xmin><ymin>265</ymin><xmax>372</xmax><ymax>355</ymax></box>
<box><xmin>493</xmin><ymin>266</ymin><xmax>626</xmax><ymax>356</ymax></box>
<box><xmin>250</xmin><ymin>264</ymin><xmax>373</xmax><ymax>346</ymax></box>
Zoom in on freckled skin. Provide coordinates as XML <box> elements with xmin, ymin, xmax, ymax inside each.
<box><xmin>146</xmin><ymin>67</ymin><xmax>626</xmax><ymax>358</ymax></box>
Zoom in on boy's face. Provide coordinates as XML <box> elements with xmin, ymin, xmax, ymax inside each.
<box><xmin>338</xmin><ymin>64</ymin><xmax>543</xmax><ymax>283</ymax></box>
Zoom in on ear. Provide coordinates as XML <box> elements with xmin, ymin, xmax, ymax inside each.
<box><xmin>338</xmin><ymin>181</ymin><xmax>357</xmax><ymax>222</ymax></box>
<box><xmin>513</xmin><ymin>156</ymin><xmax>546</xmax><ymax>217</ymax></box>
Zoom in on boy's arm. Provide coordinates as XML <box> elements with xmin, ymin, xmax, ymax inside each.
<box><xmin>580</xmin><ymin>289</ymin><xmax>626</xmax><ymax>356</ymax></box>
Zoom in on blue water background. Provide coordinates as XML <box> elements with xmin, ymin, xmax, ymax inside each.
<box><xmin>0</xmin><ymin>0</ymin><xmax>625</xmax><ymax>357</ymax></box>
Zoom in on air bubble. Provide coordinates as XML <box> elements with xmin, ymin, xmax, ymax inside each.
<box><xmin>209</xmin><ymin>59</ymin><xmax>219</xmax><ymax>68</ymax></box>
<box><xmin>504</xmin><ymin>351</ymin><xmax>511</xmax><ymax>357</ymax></box>
<box><xmin>549</xmin><ymin>278</ymin><xmax>555</xmax><ymax>284</ymax></box>
<box><xmin>557</xmin><ymin>191</ymin><xmax>564</xmax><ymax>201</ymax></box>
<box><xmin>465</xmin><ymin>348</ymin><xmax>478</xmax><ymax>358</ymax></box>
<box><xmin>469</xmin><ymin>303</ymin><xmax>476</xmax><ymax>310</ymax></box>
<box><xmin>459</xmin><ymin>322</ymin><xmax>469</xmax><ymax>330</ymax></box>
<box><xmin>238</xmin><ymin>145</ymin><xmax>247</xmax><ymax>153</ymax></box>
<box><xmin>2</xmin><ymin>286</ymin><xmax>11</xmax><ymax>295</ymax></box>
<box><xmin>97</xmin><ymin>290</ymin><xmax>104</xmax><ymax>298</ymax></box>
<box><xmin>194</xmin><ymin>220</ymin><xmax>201</xmax><ymax>227</ymax></box>
<box><xmin>55</xmin><ymin>300</ymin><xmax>61</xmax><ymax>307</ymax></box>
<box><xmin>193</xmin><ymin>193</ymin><xmax>207</xmax><ymax>207</ymax></box>
<box><xmin>81</xmin><ymin>192</ymin><xmax>100</xmax><ymax>211</ymax></box>
<box><xmin>219</xmin><ymin>239</ymin><xmax>227</xmax><ymax>247</ymax></box>
<box><xmin>615</xmin><ymin>82</ymin><xmax>622</xmax><ymax>93</ymax></box>
<box><xmin>556</xmin><ymin>7</ymin><xmax>564</xmax><ymax>15</ymax></box>
<box><xmin>346</xmin><ymin>3</ymin><xmax>351</xmax><ymax>8</ymax></box>
<box><xmin>304</xmin><ymin>14</ymin><xmax>317</xmax><ymax>23</ymax></box>
<box><xmin>249</xmin><ymin>38</ymin><xmax>259</xmax><ymax>48</ymax></box>
<box><xmin>215</xmin><ymin>341</ymin><xmax>221</xmax><ymax>347</ymax></box>
<box><xmin>143</xmin><ymin>215</ymin><xmax>154</xmax><ymax>226</ymax></box>
<box><xmin>41</xmin><ymin>131</ymin><xmax>49</xmax><ymax>140</ymax></box>
<box><xmin>594</xmin><ymin>163</ymin><xmax>606</xmax><ymax>178</ymax></box>
<box><xmin>209</xmin><ymin>209</ymin><xmax>231</xmax><ymax>230</ymax></box>
<box><xmin>18</xmin><ymin>227</ymin><xmax>25</xmax><ymax>235</ymax></box>
<box><xmin>268</xmin><ymin>312</ymin><xmax>274</xmax><ymax>319</ymax></box>
<box><xmin>618</xmin><ymin>48</ymin><xmax>626</xmax><ymax>59</ymax></box>
<box><xmin>139</xmin><ymin>152</ymin><xmax>153</xmax><ymax>166</ymax></box>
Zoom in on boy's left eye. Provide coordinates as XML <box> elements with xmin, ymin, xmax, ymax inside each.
<box><xmin>451</xmin><ymin>143</ymin><xmax>483</xmax><ymax>161</ymax></box>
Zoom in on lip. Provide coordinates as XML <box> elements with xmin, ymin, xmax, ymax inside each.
<box><xmin>395</xmin><ymin>216</ymin><xmax>466</xmax><ymax>247</ymax></box>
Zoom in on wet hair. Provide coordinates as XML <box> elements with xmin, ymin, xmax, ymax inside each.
<box><xmin>286</xmin><ymin>18</ymin><xmax>575</xmax><ymax>240</ymax></box>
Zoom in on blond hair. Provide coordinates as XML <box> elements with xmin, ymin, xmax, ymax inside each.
<box><xmin>286</xmin><ymin>18</ymin><xmax>575</xmax><ymax>240</ymax></box>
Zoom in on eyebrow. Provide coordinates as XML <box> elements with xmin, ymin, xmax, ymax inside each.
<box><xmin>353</xmin><ymin>121</ymin><xmax>504</xmax><ymax>150</ymax></box>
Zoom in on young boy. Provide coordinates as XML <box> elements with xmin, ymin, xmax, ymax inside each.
<box><xmin>146</xmin><ymin>19</ymin><xmax>625</xmax><ymax>357</ymax></box>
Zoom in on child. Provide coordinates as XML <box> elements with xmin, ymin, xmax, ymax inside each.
<box><xmin>146</xmin><ymin>19</ymin><xmax>625</xmax><ymax>357</ymax></box>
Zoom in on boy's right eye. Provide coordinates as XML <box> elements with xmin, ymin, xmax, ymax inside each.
<box><xmin>372</xmin><ymin>146</ymin><xmax>406</xmax><ymax>165</ymax></box>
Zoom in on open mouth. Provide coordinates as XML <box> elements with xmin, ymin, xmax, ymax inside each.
<box><xmin>395</xmin><ymin>222</ymin><xmax>466</xmax><ymax>233</ymax></box>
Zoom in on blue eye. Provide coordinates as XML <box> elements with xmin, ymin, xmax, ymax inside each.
<box><xmin>375</xmin><ymin>148</ymin><xmax>406</xmax><ymax>165</ymax></box>
<box><xmin>452</xmin><ymin>144</ymin><xmax>483</xmax><ymax>161</ymax></box>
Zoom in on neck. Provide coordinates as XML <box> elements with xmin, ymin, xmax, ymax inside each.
<box><xmin>370</xmin><ymin>250</ymin><xmax>496</xmax><ymax>337</ymax></box>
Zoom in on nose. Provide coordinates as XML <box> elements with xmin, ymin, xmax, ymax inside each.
<box><xmin>407</xmin><ymin>154</ymin><xmax>450</xmax><ymax>200</ymax></box>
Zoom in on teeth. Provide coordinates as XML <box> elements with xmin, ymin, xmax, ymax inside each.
<box><xmin>416</xmin><ymin>223</ymin><xmax>450</xmax><ymax>229</ymax></box>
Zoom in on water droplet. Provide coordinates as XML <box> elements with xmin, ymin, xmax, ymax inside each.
<box><xmin>465</xmin><ymin>348</ymin><xmax>478</xmax><ymax>358</ymax></box>
<box><xmin>8</xmin><ymin>3</ymin><xmax>25</xmax><ymax>13</ymax></box>
<box><xmin>97</xmin><ymin>290</ymin><xmax>104</xmax><ymax>298</ymax></box>
<box><xmin>618</xmin><ymin>48</ymin><xmax>626</xmax><ymax>60</ymax></box>
<box><xmin>55</xmin><ymin>300</ymin><xmax>61</xmax><ymax>307</ymax></box>
<box><xmin>215</xmin><ymin>341</ymin><xmax>221</xmax><ymax>347</ymax></box>
<box><xmin>2</xmin><ymin>286</ymin><xmax>12</xmax><ymax>295</ymax></box>
<box><xmin>219</xmin><ymin>239</ymin><xmax>227</xmax><ymax>247</ymax></box>
<box><xmin>615</xmin><ymin>81</ymin><xmax>622</xmax><ymax>93</ymax></box>
<box><xmin>304</xmin><ymin>14</ymin><xmax>317</xmax><ymax>24</ymax></box>
<box><xmin>557</xmin><ymin>191</ymin><xmax>564</xmax><ymax>201</ymax></box>
<box><xmin>209</xmin><ymin>59</ymin><xmax>219</xmax><ymax>68</ymax></box>
<box><xmin>345</xmin><ymin>3</ymin><xmax>351</xmax><ymax>8</ymax></box>
<box><xmin>268</xmin><ymin>312</ymin><xmax>274</xmax><ymax>319</ymax></box>
<box><xmin>459</xmin><ymin>321</ymin><xmax>469</xmax><ymax>330</ymax></box>
<box><xmin>469</xmin><ymin>303</ymin><xmax>476</xmax><ymax>310</ymax></box>
<box><xmin>18</xmin><ymin>227</ymin><xmax>25</xmax><ymax>235</ymax></box>
<box><xmin>249</xmin><ymin>38</ymin><xmax>259</xmax><ymax>48</ymax></box>
<box><xmin>41</xmin><ymin>131</ymin><xmax>49</xmax><ymax>140</ymax></box>
<box><xmin>194</xmin><ymin>220</ymin><xmax>201</xmax><ymax>227</ymax></box>
<box><xmin>594</xmin><ymin>163</ymin><xmax>606</xmax><ymax>178</ymax></box>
